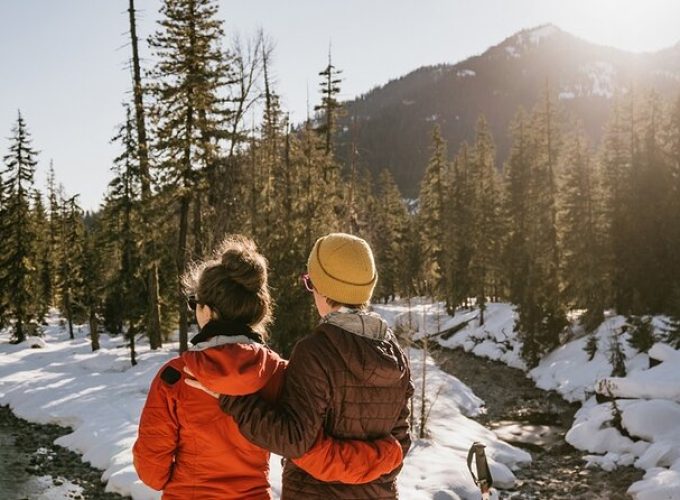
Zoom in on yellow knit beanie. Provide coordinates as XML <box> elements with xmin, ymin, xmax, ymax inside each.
<box><xmin>307</xmin><ymin>233</ymin><xmax>377</xmax><ymax>305</ymax></box>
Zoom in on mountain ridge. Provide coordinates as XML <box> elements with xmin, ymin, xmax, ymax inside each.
<box><xmin>334</xmin><ymin>24</ymin><xmax>680</xmax><ymax>196</ymax></box>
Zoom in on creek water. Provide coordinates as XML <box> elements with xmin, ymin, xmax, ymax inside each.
<box><xmin>0</xmin><ymin>414</ymin><xmax>60</xmax><ymax>499</ymax></box>
<box><xmin>432</xmin><ymin>345</ymin><xmax>643</xmax><ymax>499</ymax></box>
<box><xmin>0</xmin><ymin>405</ymin><xmax>126</xmax><ymax>500</ymax></box>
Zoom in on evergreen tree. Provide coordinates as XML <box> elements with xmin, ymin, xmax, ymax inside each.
<box><xmin>46</xmin><ymin>162</ymin><xmax>62</xmax><ymax>307</ymax></box>
<box><xmin>515</xmin><ymin>91</ymin><xmax>567</xmax><ymax>366</ymax></box>
<box><xmin>598</xmin><ymin>96</ymin><xmax>635</xmax><ymax>313</ymax></box>
<box><xmin>127</xmin><ymin>0</ymin><xmax>163</xmax><ymax>349</ymax></box>
<box><xmin>81</xmin><ymin>222</ymin><xmax>103</xmax><ymax>351</ymax></box>
<box><xmin>149</xmin><ymin>0</ymin><xmax>235</xmax><ymax>352</ymax></box>
<box><xmin>32</xmin><ymin>191</ymin><xmax>52</xmax><ymax>322</ymax></box>
<box><xmin>56</xmin><ymin>195</ymin><xmax>84</xmax><ymax>340</ymax></box>
<box><xmin>418</xmin><ymin>125</ymin><xmax>449</xmax><ymax>299</ymax></box>
<box><xmin>314</xmin><ymin>49</ymin><xmax>343</xmax><ymax>157</ymax></box>
<box><xmin>0</xmin><ymin>112</ymin><xmax>41</xmax><ymax>342</ymax></box>
<box><xmin>666</xmin><ymin>95</ymin><xmax>680</xmax><ymax>340</ymax></box>
<box><xmin>105</xmin><ymin>106</ymin><xmax>146</xmax><ymax>364</ymax></box>
<box><xmin>558</xmin><ymin>132</ymin><xmax>605</xmax><ymax>332</ymax></box>
<box><xmin>373</xmin><ymin>169</ymin><xmax>410</xmax><ymax>302</ymax></box>
<box><xmin>468</xmin><ymin>116</ymin><xmax>502</xmax><ymax>325</ymax></box>
<box><xmin>503</xmin><ymin>110</ymin><xmax>532</xmax><ymax>307</ymax></box>
<box><xmin>446</xmin><ymin>143</ymin><xmax>474</xmax><ymax>310</ymax></box>
<box><xmin>627</xmin><ymin>93</ymin><xmax>673</xmax><ymax>312</ymax></box>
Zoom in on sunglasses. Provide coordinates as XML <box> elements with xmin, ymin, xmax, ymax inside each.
<box><xmin>187</xmin><ymin>295</ymin><xmax>199</xmax><ymax>311</ymax></box>
<box><xmin>300</xmin><ymin>273</ymin><xmax>314</xmax><ymax>293</ymax></box>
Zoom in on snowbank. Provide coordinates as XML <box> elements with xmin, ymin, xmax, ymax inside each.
<box><xmin>374</xmin><ymin>299</ymin><xmax>680</xmax><ymax>500</ymax></box>
<box><xmin>0</xmin><ymin>310</ymin><xmax>530</xmax><ymax>500</ymax></box>
<box><xmin>400</xmin><ymin>348</ymin><xmax>530</xmax><ymax>499</ymax></box>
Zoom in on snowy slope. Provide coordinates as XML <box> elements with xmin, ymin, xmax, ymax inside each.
<box><xmin>0</xmin><ymin>310</ymin><xmax>530</xmax><ymax>500</ymax></box>
<box><xmin>375</xmin><ymin>300</ymin><xmax>680</xmax><ymax>500</ymax></box>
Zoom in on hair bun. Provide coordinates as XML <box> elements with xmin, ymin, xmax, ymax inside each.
<box><xmin>221</xmin><ymin>247</ymin><xmax>265</xmax><ymax>293</ymax></box>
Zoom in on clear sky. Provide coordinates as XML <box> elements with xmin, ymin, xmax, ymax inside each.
<box><xmin>1</xmin><ymin>0</ymin><xmax>679</xmax><ymax>210</ymax></box>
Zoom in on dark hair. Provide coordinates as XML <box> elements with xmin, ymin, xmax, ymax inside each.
<box><xmin>184</xmin><ymin>235</ymin><xmax>272</xmax><ymax>338</ymax></box>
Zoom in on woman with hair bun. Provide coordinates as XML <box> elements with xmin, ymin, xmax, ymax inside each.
<box><xmin>133</xmin><ymin>235</ymin><xmax>402</xmax><ymax>500</ymax></box>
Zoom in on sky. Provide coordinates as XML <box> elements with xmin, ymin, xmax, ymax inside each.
<box><xmin>1</xmin><ymin>0</ymin><xmax>679</xmax><ymax>210</ymax></box>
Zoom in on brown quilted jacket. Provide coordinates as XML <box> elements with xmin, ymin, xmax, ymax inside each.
<box><xmin>220</xmin><ymin>310</ymin><xmax>413</xmax><ymax>499</ymax></box>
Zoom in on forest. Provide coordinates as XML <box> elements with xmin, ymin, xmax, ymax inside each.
<box><xmin>1</xmin><ymin>0</ymin><xmax>680</xmax><ymax>371</ymax></box>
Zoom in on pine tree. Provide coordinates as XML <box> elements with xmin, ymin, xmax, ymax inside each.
<box><xmin>314</xmin><ymin>49</ymin><xmax>343</xmax><ymax>157</ymax></box>
<box><xmin>558</xmin><ymin>132</ymin><xmax>605</xmax><ymax>332</ymax></box>
<box><xmin>373</xmin><ymin>169</ymin><xmax>410</xmax><ymax>302</ymax></box>
<box><xmin>468</xmin><ymin>116</ymin><xmax>502</xmax><ymax>325</ymax></box>
<box><xmin>666</xmin><ymin>95</ymin><xmax>680</xmax><ymax>340</ymax></box>
<box><xmin>105</xmin><ymin>106</ymin><xmax>146</xmax><ymax>364</ymax></box>
<box><xmin>32</xmin><ymin>191</ymin><xmax>52</xmax><ymax>322</ymax></box>
<box><xmin>46</xmin><ymin>162</ymin><xmax>61</xmax><ymax>307</ymax></box>
<box><xmin>598</xmin><ymin>96</ymin><xmax>635</xmax><ymax>313</ymax></box>
<box><xmin>515</xmin><ymin>90</ymin><xmax>567</xmax><ymax>366</ymax></box>
<box><xmin>127</xmin><ymin>0</ymin><xmax>163</xmax><ymax>349</ymax></box>
<box><xmin>626</xmin><ymin>315</ymin><xmax>656</xmax><ymax>353</ymax></box>
<box><xmin>504</xmin><ymin>110</ymin><xmax>532</xmax><ymax>307</ymax></box>
<box><xmin>81</xmin><ymin>222</ymin><xmax>103</xmax><ymax>351</ymax></box>
<box><xmin>0</xmin><ymin>112</ymin><xmax>41</xmax><ymax>342</ymax></box>
<box><xmin>447</xmin><ymin>143</ymin><xmax>474</xmax><ymax>310</ymax></box>
<box><xmin>418</xmin><ymin>125</ymin><xmax>449</xmax><ymax>299</ymax></box>
<box><xmin>57</xmin><ymin>195</ymin><xmax>84</xmax><ymax>340</ymax></box>
<box><xmin>149</xmin><ymin>0</ymin><xmax>235</xmax><ymax>352</ymax></box>
<box><xmin>627</xmin><ymin>93</ymin><xmax>673</xmax><ymax>312</ymax></box>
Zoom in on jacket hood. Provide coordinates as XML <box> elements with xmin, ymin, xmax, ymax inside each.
<box><xmin>182</xmin><ymin>331</ymin><xmax>285</xmax><ymax>396</ymax></box>
<box><xmin>322</xmin><ymin>308</ymin><xmax>393</xmax><ymax>341</ymax></box>
<box><xmin>321</xmin><ymin>309</ymin><xmax>406</xmax><ymax>385</ymax></box>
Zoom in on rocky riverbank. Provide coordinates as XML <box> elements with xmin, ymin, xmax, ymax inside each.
<box><xmin>432</xmin><ymin>346</ymin><xmax>644</xmax><ymax>499</ymax></box>
<box><xmin>0</xmin><ymin>405</ymin><xmax>127</xmax><ymax>500</ymax></box>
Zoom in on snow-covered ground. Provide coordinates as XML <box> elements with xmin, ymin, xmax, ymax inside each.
<box><xmin>0</xmin><ymin>310</ymin><xmax>530</xmax><ymax>500</ymax></box>
<box><xmin>374</xmin><ymin>300</ymin><xmax>680</xmax><ymax>500</ymax></box>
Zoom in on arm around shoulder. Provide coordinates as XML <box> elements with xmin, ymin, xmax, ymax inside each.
<box><xmin>220</xmin><ymin>334</ymin><xmax>331</xmax><ymax>458</ymax></box>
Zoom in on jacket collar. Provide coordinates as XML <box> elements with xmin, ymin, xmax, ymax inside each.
<box><xmin>321</xmin><ymin>308</ymin><xmax>393</xmax><ymax>341</ymax></box>
<box><xmin>190</xmin><ymin>319</ymin><xmax>263</xmax><ymax>347</ymax></box>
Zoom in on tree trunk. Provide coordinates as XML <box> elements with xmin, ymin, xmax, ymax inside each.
<box><xmin>89</xmin><ymin>308</ymin><xmax>100</xmax><ymax>351</ymax></box>
<box><xmin>65</xmin><ymin>292</ymin><xmax>74</xmax><ymax>340</ymax></box>
<box><xmin>128</xmin><ymin>0</ymin><xmax>162</xmax><ymax>349</ymax></box>
<box><xmin>419</xmin><ymin>335</ymin><xmax>428</xmax><ymax>439</ymax></box>
<box><xmin>177</xmin><ymin>195</ymin><xmax>190</xmax><ymax>353</ymax></box>
<box><xmin>15</xmin><ymin>317</ymin><xmax>25</xmax><ymax>344</ymax></box>
<box><xmin>128</xmin><ymin>322</ymin><xmax>137</xmax><ymax>367</ymax></box>
<box><xmin>193</xmin><ymin>192</ymin><xmax>203</xmax><ymax>257</ymax></box>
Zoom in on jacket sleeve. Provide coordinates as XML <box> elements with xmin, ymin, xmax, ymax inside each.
<box><xmin>219</xmin><ymin>335</ymin><xmax>329</xmax><ymax>458</ymax></box>
<box><xmin>292</xmin><ymin>432</ymin><xmax>404</xmax><ymax>484</ymax></box>
<box><xmin>392</xmin><ymin>367</ymin><xmax>414</xmax><ymax>458</ymax></box>
<box><xmin>132</xmin><ymin>364</ymin><xmax>180</xmax><ymax>491</ymax></box>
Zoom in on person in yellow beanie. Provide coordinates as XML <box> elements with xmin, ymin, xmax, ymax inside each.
<box><xmin>306</xmin><ymin>232</ymin><xmax>377</xmax><ymax>311</ymax></box>
<box><xmin>198</xmin><ymin>232</ymin><xmax>414</xmax><ymax>499</ymax></box>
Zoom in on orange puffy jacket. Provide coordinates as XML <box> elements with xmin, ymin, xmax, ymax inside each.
<box><xmin>133</xmin><ymin>331</ymin><xmax>403</xmax><ymax>499</ymax></box>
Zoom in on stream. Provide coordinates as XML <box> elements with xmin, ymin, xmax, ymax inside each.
<box><xmin>0</xmin><ymin>405</ymin><xmax>127</xmax><ymax>500</ymax></box>
<box><xmin>432</xmin><ymin>345</ymin><xmax>644</xmax><ymax>499</ymax></box>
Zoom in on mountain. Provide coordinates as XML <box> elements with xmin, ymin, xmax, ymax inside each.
<box><xmin>335</xmin><ymin>24</ymin><xmax>680</xmax><ymax>197</ymax></box>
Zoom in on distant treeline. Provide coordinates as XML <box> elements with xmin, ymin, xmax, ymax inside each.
<box><xmin>1</xmin><ymin>0</ymin><xmax>679</xmax><ymax>367</ymax></box>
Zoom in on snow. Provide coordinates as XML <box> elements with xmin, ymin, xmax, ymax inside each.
<box><xmin>374</xmin><ymin>301</ymin><xmax>525</xmax><ymax>370</ymax></box>
<box><xmin>504</xmin><ymin>46</ymin><xmax>520</xmax><ymax>58</ymax></box>
<box><xmin>580</xmin><ymin>61</ymin><xmax>616</xmax><ymax>99</ymax></box>
<box><xmin>24</xmin><ymin>475</ymin><xmax>84</xmax><ymax>499</ymax></box>
<box><xmin>559</xmin><ymin>91</ymin><xmax>576</xmax><ymax>100</ymax></box>
<box><xmin>456</xmin><ymin>69</ymin><xmax>476</xmax><ymax>78</ymax></box>
<box><xmin>398</xmin><ymin>348</ymin><xmax>530</xmax><ymax>499</ymax></box>
<box><xmin>374</xmin><ymin>300</ymin><xmax>680</xmax><ymax>500</ymax></box>
<box><xmin>527</xmin><ymin>24</ymin><xmax>559</xmax><ymax>45</ymax></box>
<box><xmin>0</xmin><ymin>309</ymin><xmax>531</xmax><ymax>500</ymax></box>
